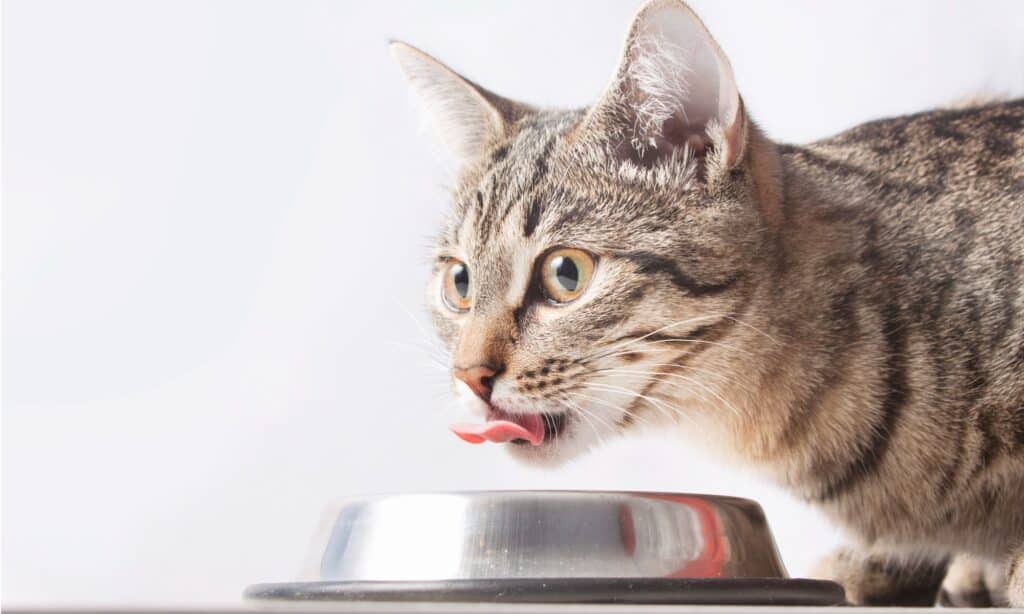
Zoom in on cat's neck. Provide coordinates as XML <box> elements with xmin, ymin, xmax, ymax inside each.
<box><xmin>713</xmin><ymin>139</ymin><xmax>887</xmax><ymax>493</ymax></box>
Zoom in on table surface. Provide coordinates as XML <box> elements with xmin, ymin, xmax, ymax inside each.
<box><xmin>3</xmin><ymin>605</ymin><xmax>1009</xmax><ymax>613</ymax></box>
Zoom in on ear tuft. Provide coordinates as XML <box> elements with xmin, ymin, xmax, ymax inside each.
<box><xmin>585</xmin><ymin>0</ymin><xmax>746</xmax><ymax>172</ymax></box>
<box><xmin>390</xmin><ymin>41</ymin><xmax>531</xmax><ymax>162</ymax></box>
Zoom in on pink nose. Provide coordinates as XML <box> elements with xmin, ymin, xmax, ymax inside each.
<box><xmin>453</xmin><ymin>365</ymin><xmax>498</xmax><ymax>402</ymax></box>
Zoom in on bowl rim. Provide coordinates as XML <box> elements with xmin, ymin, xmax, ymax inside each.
<box><xmin>244</xmin><ymin>577</ymin><xmax>847</xmax><ymax>606</ymax></box>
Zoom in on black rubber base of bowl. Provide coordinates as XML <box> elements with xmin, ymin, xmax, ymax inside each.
<box><xmin>245</xmin><ymin>578</ymin><xmax>846</xmax><ymax>606</ymax></box>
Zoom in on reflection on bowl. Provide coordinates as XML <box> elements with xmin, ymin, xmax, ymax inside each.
<box><xmin>245</xmin><ymin>491</ymin><xmax>847</xmax><ymax>606</ymax></box>
<box><xmin>312</xmin><ymin>491</ymin><xmax>787</xmax><ymax>581</ymax></box>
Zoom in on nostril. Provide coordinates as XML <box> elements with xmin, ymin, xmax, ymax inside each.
<box><xmin>469</xmin><ymin>370</ymin><xmax>495</xmax><ymax>402</ymax></box>
<box><xmin>454</xmin><ymin>364</ymin><xmax>501</xmax><ymax>402</ymax></box>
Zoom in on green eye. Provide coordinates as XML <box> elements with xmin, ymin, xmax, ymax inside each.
<box><xmin>541</xmin><ymin>248</ymin><xmax>595</xmax><ymax>303</ymax></box>
<box><xmin>442</xmin><ymin>260</ymin><xmax>471</xmax><ymax>312</ymax></box>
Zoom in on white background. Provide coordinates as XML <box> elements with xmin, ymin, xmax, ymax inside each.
<box><xmin>4</xmin><ymin>0</ymin><xmax>1024</xmax><ymax>607</ymax></box>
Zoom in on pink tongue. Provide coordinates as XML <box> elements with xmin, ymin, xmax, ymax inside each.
<box><xmin>450</xmin><ymin>413</ymin><xmax>545</xmax><ymax>446</ymax></box>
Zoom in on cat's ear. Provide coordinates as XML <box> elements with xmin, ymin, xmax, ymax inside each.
<box><xmin>582</xmin><ymin>0</ymin><xmax>747</xmax><ymax>172</ymax></box>
<box><xmin>390</xmin><ymin>41</ymin><xmax>531</xmax><ymax>162</ymax></box>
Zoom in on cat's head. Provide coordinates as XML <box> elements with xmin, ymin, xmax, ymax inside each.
<box><xmin>394</xmin><ymin>0</ymin><xmax>782</xmax><ymax>466</ymax></box>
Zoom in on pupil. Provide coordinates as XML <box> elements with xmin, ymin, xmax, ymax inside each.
<box><xmin>553</xmin><ymin>256</ymin><xmax>579</xmax><ymax>291</ymax></box>
<box><xmin>452</xmin><ymin>264</ymin><xmax>469</xmax><ymax>298</ymax></box>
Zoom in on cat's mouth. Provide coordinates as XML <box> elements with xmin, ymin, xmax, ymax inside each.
<box><xmin>450</xmin><ymin>408</ymin><xmax>567</xmax><ymax>446</ymax></box>
<box><xmin>511</xmin><ymin>412</ymin><xmax>567</xmax><ymax>446</ymax></box>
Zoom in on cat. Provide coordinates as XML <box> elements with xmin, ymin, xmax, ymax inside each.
<box><xmin>391</xmin><ymin>0</ymin><xmax>1024</xmax><ymax>606</ymax></box>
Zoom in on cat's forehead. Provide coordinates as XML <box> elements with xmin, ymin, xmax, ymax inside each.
<box><xmin>445</xmin><ymin>111</ymin><xmax>580</xmax><ymax>254</ymax></box>
<box><xmin>438</xmin><ymin>108</ymin><xmax>709</xmax><ymax>285</ymax></box>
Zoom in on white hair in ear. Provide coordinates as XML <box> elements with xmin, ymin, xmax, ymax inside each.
<box><xmin>627</xmin><ymin>34</ymin><xmax>699</xmax><ymax>151</ymax></box>
<box><xmin>586</xmin><ymin>0</ymin><xmax>746</xmax><ymax>169</ymax></box>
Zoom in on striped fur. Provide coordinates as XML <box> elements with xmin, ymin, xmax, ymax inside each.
<box><xmin>395</xmin><ymin>0</ymin><xmax>1024</xmax><ymax>606</ymax></box>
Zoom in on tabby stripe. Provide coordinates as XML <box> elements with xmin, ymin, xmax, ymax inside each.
<box><xmin>474</xmin><ymin>142</ymin><xmax>514</xmax><ymax>237</ymax></box>
<box><xmin>776</xmin><ymin>144</ymin><xmax>799</xmax><ymax>227</ymax></box>
<box><xmin>665</xmin><ymin>318</ymin><xmax>739</xmax><ymax>366</ymax></box>
<box><xmin>935</xmin><ymin>414</ymin><xmax>967</xmax><ymax>499</ymax></box>
<box><xmin>601</xmin><ymin>308</ymin><xmax>745</xmax><ymax>365</ymax></box>
<box><xmin>814</xmin><ymin>302</ymin><xmax>908</xmax><ymax>502</ymax></box>
<box><xmin>615</xmin><ymin>317</ymin><xmax>741</xmax><ymax>427</ymax></box>
<box><xmin>601</xmin><ymin>327</ymin><xmax>717</xmax><ymax>349</ymax></box>
<box><xmin>971</xmin><ymin>408</ymin><xmax>1001</xmax><ymax>479</ymax></box>
<box><xmin>937</xmin><ymin>353</ymin><xmax>991</xmax><ymax>500</ymax></box>
<box><xmin>991</xmin><ymin>259</ymin><xmax>1020</xmax><ymax>349</ymax></box>
<box><xmin>490</xmin><ymin>143</ymin><xmax>510</xmax><ymax>164</ymax></box>
<box><xmin>789</xmin><ymin>148</ymin><xmax>940</xmax><ymax>200</ymax></box>
<box><xmin>942</xmin><ymin>296</ymin><xmax>992</xmax><ymax>490</ymax></box>
<box><xmin>952</xmin><ymin>208</ymin><xmax>977</xmax><ymax>260</ymax></box>
<box><xmin>523</xmin><ymin>196</ymin><xmax>543</xmax><ymax>237</ymax></box>
<box><xmin>525</xmin><ymin>137</ymin><xmax>556</xmax><ymax>193</ymax></box>
<box><xmin>778</xmin><ymin>289</ymin><xmax>857</xmax><ymax>450</ymax></box>
<box><xmin>477</xmin><ymin>178</ymin><xmax>502</xmax><ymax>243</ymax></box>
<box><xmin>511</xmin><ymin>302</ymin><xmax>529</xmax><ymax>337</ymax></box>
<box><xmin>619</xmin><ymin>377</ymin><xmax>661</xmax><ymax>428</ymax></box>
<box><xmin>778</xmin><ymin>369</ymin><xmax>843</xmax><ymax>452</ymax></box>
<box><xmin>622</xmin><ymin>251</ymin><xmax>742</xmax><ymax>297</ymax></box>
<box><xmin>860</xmin><ymin>221</ymin><xmax>882</xmax><ymax>267</ymax></box>
<box><xmin>496</xmin><ymin>136</ymin><xmax>556</xmax><ymax>238</ymax></box>
<box><xmin>585</xmin><ymin>311</ymin><xmax>627</xmax><ymax>330</ymax></box>
<box><xmin>474</xmin><ymin>189</ymin><xmax>485</xmax><ymax>219</ymax></box>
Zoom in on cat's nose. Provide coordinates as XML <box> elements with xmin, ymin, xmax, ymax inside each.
<box><xmin>453</xmin><ymin>365</ymin><xmax>499</xmax><ymax>402</ymax></box>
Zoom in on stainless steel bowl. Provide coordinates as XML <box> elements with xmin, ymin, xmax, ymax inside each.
<box><xmin>313</xmin><ymin>491</ymin><xmax>784</xmax><ymax>581</ymax></box>
<box><xmin>246</xmin><ymin>491</ymin><xmax>845</xmax><ymax>605</ymax></box>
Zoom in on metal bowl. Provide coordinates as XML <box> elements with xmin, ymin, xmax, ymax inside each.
<box><xmin>245</xmin><ymin>491</ymin><xmax>845</xmax><ymax>605</ymax></box>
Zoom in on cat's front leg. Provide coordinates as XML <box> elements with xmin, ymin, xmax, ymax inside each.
<box><xmin>812</xmin><ymin>546</ymin><xmax>948</xmax><ymax>606</ymax></box>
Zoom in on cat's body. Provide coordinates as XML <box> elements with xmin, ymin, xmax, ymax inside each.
<box><xmin>741</xmin><ymin>102</ymin><xmax>1024</xmax><ymax>604</ymax></box>
<box><xmin>393</xmin><ymin>0</ymin><xmax>1024</xmax><ymax>606</ymax></box>
<box><xmin>766</xmin><ymin>102</ymin><xmax>1024</xmax><ymax>556</ymax></box>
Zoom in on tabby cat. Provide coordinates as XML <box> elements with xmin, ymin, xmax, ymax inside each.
<box><xmin>392</xmin><ymin>0</ymin><xmax>1024</xmax><ymax>606</ymax></box>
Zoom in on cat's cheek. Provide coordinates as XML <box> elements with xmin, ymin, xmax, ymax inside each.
<box><xmin>430</xmin><ymin>312</ymin><xmax>465</xmax><ymax>357</ymax></box>
<box><xmin>425</xmin><ymin>275</ymin><xmax>463</xmax><ymax>348</ymax></box>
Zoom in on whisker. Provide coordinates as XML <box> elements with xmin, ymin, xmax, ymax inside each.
<box><xmin>590</xmin><ymin>313</ymin><xmax>722</xmax><ymax>355</ymax></box>
<box><xmin>400</xmin><ymin>303</ymin><xmax>445</xmax><ymax>348</ymax></box>
<box><xmin>556</xmin><ymin>395</ymin><xmax>606</xmax><ymax>447</ymax></box>
<box><xmin>561</xmin><ymin>394</ymin><xmax>621</xmax><ymax>433</ymax></box>
<box><xmin>593</xmin><ymin>362</ymin><xmax>756</xmax><ymax>398</ymax></box>
<box><xmin>717</xmin><ymin>314</ymin><xmax>782</xmax><ymax>347</ymax></box>
<box><xmin>589</xmin><ymin>372</ymin><xmax>744</xmax><ymax>420</ymax></box>
<box><xmin>597</xmin><ymin>336</ymin><xmax>756</xmax><ymax>360</ymax></box>
<box><xmin>580</xmin><ymin>381</ymin><xmax>700</xmax><ymax>425</ymax></box>
<box><xmin>566</xmin><ymin>390</ymin><xmax>657</xmax><ymax>428</ymax></box>
<box><xmin>586</xmin><ymin>309</ymin><xmax>779</xmax><ymax>366</ymax></box>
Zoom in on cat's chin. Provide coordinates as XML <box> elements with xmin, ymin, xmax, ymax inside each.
<box><xmin>501</xmin><ymin>419</ymin><xmax>603</xmax><ymax>468</ymax></box>
<box><xmin>503</xmin><ymin>441</ymin><xmax>581</xmax><ymax>468</ymax></box>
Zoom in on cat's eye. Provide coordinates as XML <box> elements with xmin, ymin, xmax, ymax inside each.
<box><xmin>540</xmin><ymin>248</ymin><xmax>595</xmax><ymax>303</ymax></box>
<box><xmin>441</xmin><ymin>259</ymin><xmax>472</xmax><ymax>312</ymax></box>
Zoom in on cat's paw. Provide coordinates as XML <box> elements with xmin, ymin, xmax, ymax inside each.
<box><xmin>937</xmin><ymin>554</ymin><xmax>1002</xmax><ymax>607</ymax></box>
<box><xmin>938</xmin><ymin>587</ymin><xmax>995</xmax><ymax>608</ymax></box>
<box><xmin>812</xmin><ymin>546</ymin><xmax>948</xmax><ymax>606</ymax></box>
<box><xmin>1007</xmin><ymin>545</ymin><xmax>1024</xmax><ymax>608</ymax></box>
